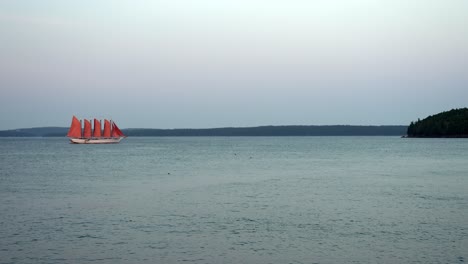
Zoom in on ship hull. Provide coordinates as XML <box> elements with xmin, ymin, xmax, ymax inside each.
<box><xmin>70</xmin><ymin>138</ymin><xmax>124</xmax><ymax>144</ymax></box>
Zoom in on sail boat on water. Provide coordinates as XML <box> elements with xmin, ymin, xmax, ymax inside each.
<box><xmin>67</xmin><ymin>116</ymin><xmax>126</xmax><ymax>144</ymax></box>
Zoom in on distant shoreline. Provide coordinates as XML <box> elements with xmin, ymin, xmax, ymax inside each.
<box><xmin>0</xmin><ymin>125</ymin><xmax>407</xmax><ymax>137</ymax></box>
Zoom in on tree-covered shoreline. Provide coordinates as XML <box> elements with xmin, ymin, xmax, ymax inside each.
<box><xmin>0</xmin><ymin>125</ymin><xmax>407</xmax><ymax>137</ymax></box>
<box><xmin>407</xmin><ymin>108</ymin><xmax>468</xmax><ymax>137</ymax></box>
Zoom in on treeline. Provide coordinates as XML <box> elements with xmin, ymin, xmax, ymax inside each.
<box><xmin>407</xmin><ymin>108</ymin><xmax>468</xmax><ymax>137</ymax></box>
<box><xmin>0</xmin><ymin>127</ymin><xmax>68</xmax><ymax>137</ymax></box>
<box><xmin>0</xmin><ymin>125</ymin><xmax>407</xmax><ymax>137</ymax></box>
<box><xmin>123</xmin><ymin>125</ymin><xmax>407</xmax><ymax>137</ymax></box>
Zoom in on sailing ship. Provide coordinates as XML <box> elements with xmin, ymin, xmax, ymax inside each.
<box><xmin>66</xmin><ymin>116</ymin><xmax>126</xmax><ymax>144</ymax></box>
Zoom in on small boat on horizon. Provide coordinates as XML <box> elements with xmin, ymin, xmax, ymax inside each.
<box><xmin>66</xmin><ymin>116</ymin><xmax>126</xmax><ymax>144</ymax></box>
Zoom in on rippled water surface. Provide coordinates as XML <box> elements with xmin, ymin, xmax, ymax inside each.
<box><xmin>1</xmin><ymin>137</ymin><xmax>467</xmax><ymax>263</ymax></box>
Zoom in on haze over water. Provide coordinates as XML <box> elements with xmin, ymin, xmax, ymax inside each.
<box><xmin>1</xmin><ymin>137</ymin><xmax>467</xmax><ymax>263</ymax></box>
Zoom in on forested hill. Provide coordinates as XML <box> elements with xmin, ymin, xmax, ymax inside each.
<box><xmin>0</xmin><ymin>125</ymin><xmax>407</xmax><ymax>137</ymax></box>
<box><xmin>407</xmin><ymin>108</ymin><xmax>468</xmax><ymax>137</ymax></box>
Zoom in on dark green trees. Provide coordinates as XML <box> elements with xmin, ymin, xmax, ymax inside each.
<box><xmin>407</xmin><ymin>108</ymin><xmax>468</xmax><ymax>137</ymax></box>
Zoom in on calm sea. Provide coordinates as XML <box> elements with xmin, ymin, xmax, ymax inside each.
<box><xmin>0</xmin><ymin>137</ymin><xmax>467</xmax><ymax>264</ymax></box>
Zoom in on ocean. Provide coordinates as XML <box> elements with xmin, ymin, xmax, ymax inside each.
<box><xmin>0</xmin><ymin>137</ymin><xmax>467</xmax><ymax>263</ymax></box>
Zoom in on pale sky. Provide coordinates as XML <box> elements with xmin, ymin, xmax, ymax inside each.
<box><xmin>1</xmin><ymin>0</ymin><xmax>467</xmax><ymax>129</ymax></box>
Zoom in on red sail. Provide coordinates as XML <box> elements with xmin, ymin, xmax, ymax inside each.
<box><xmin>93</xmin><ymin>119</ymin><xmax>102</xmax><ymax>138</ymax></box>
<box><xmin>111</xmin><ymin>122</ymin><xmax>126</xmax><ymax>138</ymax></box>
<box><xmin>67</xmin><ymin>116</ymin><xmax>82</xmax><ymax>138</ymax></box>
<box><xmin>83</xmin><ymin>119</ymin><xmax>92</xmax><ymax>138</ymax></box>
<box><xmin>103</xmin><ymin>119</ymin><xmax>111</xmax><ymax>137</ymax></box>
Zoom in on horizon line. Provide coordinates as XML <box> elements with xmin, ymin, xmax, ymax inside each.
<box><xmin>3</xmin><ymin>124</ymin><xmax>408</xmax><ymax>131</ymax></box>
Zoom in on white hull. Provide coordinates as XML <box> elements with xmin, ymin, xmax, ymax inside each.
<box><xmin>70</xmin><ymin>137</ymin><xmax>124</xmax><ymax>144</ymax></box>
